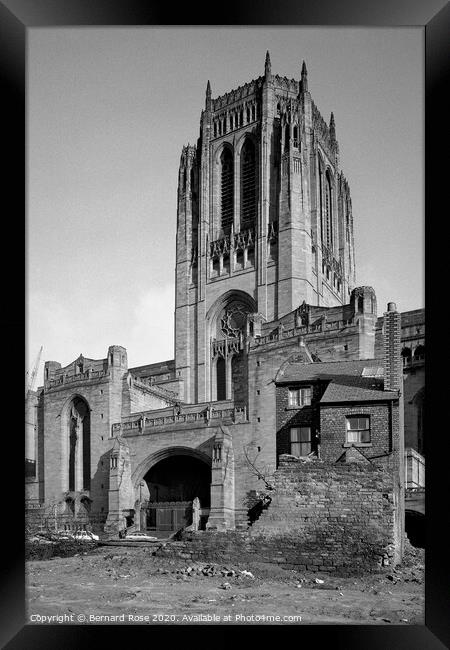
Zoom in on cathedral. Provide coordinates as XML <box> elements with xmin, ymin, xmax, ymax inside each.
<box><xmin>26</xmin><ymin>53</ymin><xmax>423</xmax><ymax>570</ymax></box>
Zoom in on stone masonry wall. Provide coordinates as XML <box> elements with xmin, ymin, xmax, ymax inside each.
<box><xmin>128</xmin><ymin>384</ymin><xmax>171</xmax><ymax>414</ymax></box>
<box><xmin>402</xmin><ymin>366</ymin><xmax>424</xmax><ymax>452</ymax></box>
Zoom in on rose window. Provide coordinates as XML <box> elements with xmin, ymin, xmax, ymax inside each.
<box><xmin>220</xmin><ymin>303</ymin><xmax>248</xmax><ymax>338</ymax></box>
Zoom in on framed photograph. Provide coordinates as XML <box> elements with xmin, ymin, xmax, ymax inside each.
<box><xmin>3</xmin><ymin>0</ymin><xmax>447</xmax><ymax>646</ymax></box>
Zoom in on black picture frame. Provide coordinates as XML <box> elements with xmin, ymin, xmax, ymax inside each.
<box><xmin>2</xmin><ymin>0</ymin><xmax>448</xmax><ymax>647</ymax></box>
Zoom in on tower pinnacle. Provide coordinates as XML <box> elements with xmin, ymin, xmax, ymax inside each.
<box><xmin>205</xmin><ymin>80</ymin><xmax>211</xmax><ymax>110</ymax></box>
<box><xmin>300</xmin><ymin>60</ymin><xmax>308</xmax><ymax>93</ymax></box>
<box><xmin>264</xmin><ymin>51</ymin><xmax>272</xmax><ymax>80</ymax></box>
<box><xmin>330</xmin><ymin>112</ymin><xmax>336</xmax><ymax>140</ymax></box>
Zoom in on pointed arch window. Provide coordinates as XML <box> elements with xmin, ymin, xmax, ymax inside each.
<box><xmin>240</xmin><ymin>139</ymin><xmax>256</xmax><ymax>230</ymax></box>
<box><xmin>284</xmin><ymin>124</ymin><xmax>290</xmax><ymax>152</ymax></box>
<box><xmin>345</xmin><ymin>197</ymin><xmax>350</xmax><ymax>242</ymax></box>
<box><xmin>220</xmin><ymin>147</ymin><xmax>234</xmax><ymax>234</ymax></box>
<box><xmin>325</xmin><ymin>170</ymin><xmax>333</xmax><ymax>249</ymax></box>
<box><xmin>68</xmin><ymin>397</ymin><xmax>90</xmax><ymax>492</ymax></box>
<box><xmin>216</xmin><ymin>357</ymin><xmax>226</xmax><ymax>401</ymax></box>
<box><xmin>318</xmin><ymin>157</ymin><xmax>324</xmax><ymax>244</ymax></box>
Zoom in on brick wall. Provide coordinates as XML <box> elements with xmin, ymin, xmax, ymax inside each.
<box><xmin>276</xmin><ymin>383</ymin><xmax>323</xmax><ymax>458</ymax></box>
<box><xmin>250</xmin><ymin>455</ymin><xmax>397</xmax><ymax>571</ymax></box>
<box><xmin>155</xmin><ymin>454</ymin><xmax>398</xmax><ymax>574</ymax></box>
<box><xmin>320</xmin><ymin>402</ymin><xmax>394</xmax><ymax>462</ymax></box>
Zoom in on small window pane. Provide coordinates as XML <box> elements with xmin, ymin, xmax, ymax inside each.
<box><xmin>299</xmin><ymin>427</ymin><xmax>311</xmax><ymax>442</ymax></box>
<box><xmin>360</xmin><ymin>429</ymin><xmax>371</xmax><ymax>443</ymax></box>
<box><xmin>346</xmin><ymin>416</ymin><xmax>371</xmax><ymax>443</ymax></box>
<box><xmin>299</xmin><ymin>442</ymin><xmax>311</xmax><ymax>456</ymax></box>
<box><xmin>289</xmin><ymin>387</ymin><xmax>312</xmax><ymax>407</ymax></box>
<box><xmin>301</xmin><ymin>388</ymin><xmax>311</xmax><ymax>405</ymax></box>
<box><xmin>291</xmin><ymin>442</ymin><xmax>301</xmax><ymax>456</ymax></box>
<box><xmin>290</xmin><ymin>428</ymin><xmax>300</xmax><ymax>442</ymax></box>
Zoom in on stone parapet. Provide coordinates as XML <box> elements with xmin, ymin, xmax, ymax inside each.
<box><xmin>112</xmin><ymin>402</ymin><xmax>247</xmax><ymax>437</ymax></box>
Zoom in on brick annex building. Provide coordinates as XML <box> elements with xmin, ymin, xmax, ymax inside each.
<box><xmin>26</xmin><ymin>54</ymin><xmax>425</xmax><ymax>571</ymax></box>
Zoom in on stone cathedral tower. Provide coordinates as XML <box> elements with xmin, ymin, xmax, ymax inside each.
<box><xmin>27</xmin><ymin>53</ymin><xmax>409</xmax><ymax>562</ymax></box>
<box><xmin>175</xmin><ymin>53</ymin><xmax>356</xmax><ymax>404</ymax></box>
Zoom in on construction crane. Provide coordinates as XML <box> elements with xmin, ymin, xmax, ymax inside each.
<box><xmin>26</xmin><ymin>346</ymin><xmax>43</xmax><ymax>397</ymax></box>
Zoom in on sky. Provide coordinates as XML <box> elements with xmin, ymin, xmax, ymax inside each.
<box><xmin>27</xmin><ymin>27</ymin><xmax>424</xmax><ymax>386</ymax></box>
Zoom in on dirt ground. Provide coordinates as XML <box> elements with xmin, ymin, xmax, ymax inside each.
<box><xmin>25</xmin><ymin>543</ymin><xmax>424</xmax><ymax>626</ymax></box>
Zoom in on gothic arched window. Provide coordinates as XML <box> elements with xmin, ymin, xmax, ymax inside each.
<box><xmin>318</xmin><ymin>157</ymin><xmax>324</xmax><ymax>244</ymax></box>
<box><xmin>345</xmin><ymin>196</ymin><xmax>350</xmax><ymax>235</ymax></box>
<box><xmin>240</xmin><ymin>139</ymin><xmax>256</xmax><ymax>230</ymax></box>
<box><xmin>68</xmin><ymin>397</ymin><xmax>90</xmax><ymax>492</ymax></box>
<box><xmin>284</xmin><ymin>124</ymin><xmax>290</xmax><ymax>152</ymax></box>
<box><xmin>325</xmin><ymin>170</ymin><xmax>333</xmax><ymax>249</ymax></box>
<box><xmin>220</xmin><ymin>147</ymin><xmax>234</xmax><ymax>234</ymax></box>
<box><xmin>190</xmin><ymin>167</ymin><xmax>196</xmax><ymax>199</ymax></box>
<box><xmin>216</xmin><ymin>357</ymin><xmax>226</xmax><ymax>401</ymax></box>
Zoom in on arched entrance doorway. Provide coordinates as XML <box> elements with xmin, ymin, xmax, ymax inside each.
<box><xmin>136</xmin><ymin>449</ymin><xmax>211</xmax><ymax>534</ymax></box>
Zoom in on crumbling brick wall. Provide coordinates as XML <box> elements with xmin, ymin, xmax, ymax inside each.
<box><xmin>249</xmin><ymin>455</ymin><xmax>397</xmax><ymax>571</ymax></box>
<box><xmin>155</xmin><ymin>455</ymin><xmax>399</xmax><ymax>574</ymax></box>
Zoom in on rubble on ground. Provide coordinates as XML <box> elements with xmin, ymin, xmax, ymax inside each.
<box><xmin>167</xmin><ymin>563</ymin><xmax>256</xmax><ymax>578</ymax></box>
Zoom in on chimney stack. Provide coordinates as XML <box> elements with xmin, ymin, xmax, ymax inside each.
<box><xmin>383</xmin><ymin>302</ymin><xmax>402</xmax><ymax>391</ymax></box>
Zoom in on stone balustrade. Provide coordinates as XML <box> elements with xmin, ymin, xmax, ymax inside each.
<box><xmin>112</xmin><ymin>401</ymin><xmax>247</xmax><ymax>436</ymax></box>
<box><xmin>211</xmin><ymin>337</ymin><xmax>242</xmax><ymax>359</ymax></box>
<box><xmin>252</xmin><ymin>318</ymin><xmax>355</xmax><ymax>347</ymax></box>
<box><xmin>45</xmin><ymin>368</ymin><xmax>110</xmax><ymax>389</ymax></box>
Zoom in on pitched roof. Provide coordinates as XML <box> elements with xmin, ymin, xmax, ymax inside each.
<box><xmin>320</xmin><ymin>380</ymin><xmax>397</xmax><ymax>403</ymax></box>
<box><xmin>129</xmin><ymin>359</ymin><xmax>175</xmax><ymax>378</ymax></box>
<box><xmin>276</xmin><ymin>358</ymin><xmax>398</xmax><ymax>403</ymax></box>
